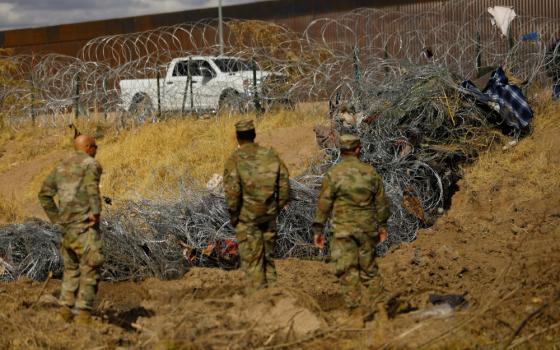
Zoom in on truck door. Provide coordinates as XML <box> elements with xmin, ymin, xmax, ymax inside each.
<box><xmin>163</xmin><ymin>60</ymin><xmax>194</xmax><ymax>112</ymax></box>
<box><xmin>164</xmin><ymin>59</ymin><xmax>215</xmax><ymax>112</ymax></box>
<box><xmin>196</xmin><ymin>60</ymin><xmax>219</xmax><ymax>110</ymax></box>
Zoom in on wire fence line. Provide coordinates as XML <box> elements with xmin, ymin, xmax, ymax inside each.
<box><xmin>1</xmin><ymin>2</ymin><xmax>559</xmax><ymax>281</ymax></box>
<box><xmin>0</xmin><ymin>2</ymin><xmax>557</xmax><ymax>126</ymax></box>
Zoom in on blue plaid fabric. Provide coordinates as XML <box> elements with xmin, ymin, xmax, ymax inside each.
<box><xmin>460</xmin><ymin>67</ymin><xmax>533</xmax><ymax>131</ymax></box>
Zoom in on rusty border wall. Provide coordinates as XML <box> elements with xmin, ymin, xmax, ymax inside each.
<box><xmin>1</xmin><ymin>0</ymin><xmax>560</xmax><ymax>57</ymax></box>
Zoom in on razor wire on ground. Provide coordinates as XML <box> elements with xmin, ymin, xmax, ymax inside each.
<box><xmin>0</xmin><ymin>177</ymin><xmax>322</xmax><ymax>282</ymax></box>
<box><xmin>0</xmin><ymin>62</ymin><xmax>508</xmax><ymax>280</ymax></box>
<box><xmin>334</xmin><ymin>64</ymin><xmax>506</xmax><ymax>255</ymax></box>
<box><xmin>1</xmin><ymin>1</ymin><xmax>560</xmax><ymax>281</ymax></box>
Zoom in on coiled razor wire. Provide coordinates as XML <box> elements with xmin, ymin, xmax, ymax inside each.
<box><xmin>0</xmin><ymin>1</ymin><xmax>559</xmax><ymax>280</ymax></box>
<box><xmin>0</xmin><ymin>179</ymin><xmax>320</xmax><ymax>282</ymax></box>
<box><xmin>0</xmin><ymin>2</ymin><xmax>558</xmax><ymax>125</ymax></box>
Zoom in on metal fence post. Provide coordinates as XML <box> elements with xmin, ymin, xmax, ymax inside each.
<box><xmin>384</xmin><ymin>44</ymin><xmax>389</xmax><ymax>73</ymax></box>
<box><xmin>476</xmin><ymin>31</ymin><xmax>482</xmax><ymax>75</ymax></box>
<box><xmin>74</xmin><ymin>72</ymin><xmax>80</xmax><ymax>119</ymax></box>
<box><xmin>29</xmin><ymin>74</ymin><xmax>35</xmax><ymax>125</ymax></box>
<box><xmin>189</xmin><ymin>58</ymin><xmax>194</xmax><ymax>110</ymax></box>
<box><xmin>102</xmin><ymin>77</ymin><xmax>108</xmax><ymax>120</ymax></box>
<box><xmin>507</xmin><ymin>27</ymin><xmax>515</xmax><ymax>52</ymax></box>
<box><xmin>252</xmin><ymin>58</ymin><xmax>263</xmax><ymax>115</ymax></box>
<box><xmin>507</xmin><ymin>27</ymin><xmax>515</xmax><ymax>66</ymax></box>
<box><xmin>353</xmin><ymin>46</ymin><xmax>361</xmax><ymax>83</ymax></box>
<box><xmin>181</xmin><ymin>61</ymin><xmax>191</xmax><ymax>116</ymax></box>
<box><xmin>156</xmin><ymin>69</ymin><xmax>161</xmax><ymax>121</ymax></box>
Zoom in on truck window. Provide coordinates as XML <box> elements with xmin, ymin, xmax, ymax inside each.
<box><xmin>199</xmin><ymin>61</ymin><xmax>216</xmax><ymax>77</ymax></box>
<box><xmin>213</xmin><ymin>58</ymin><xmax>252</xmax><ymax>72</ymax></box>
<box><xmin>172</xmin><ymin>60</ymin><xmax>208</xmax><ymax>77</ymax></box>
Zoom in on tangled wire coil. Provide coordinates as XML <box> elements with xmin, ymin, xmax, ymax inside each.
<box><xmin>0</xmin><ymin>2</ymin><xmax>558</xmax><ymax>125</ymax></box>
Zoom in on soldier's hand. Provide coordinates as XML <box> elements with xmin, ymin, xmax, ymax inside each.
<box><xmin>88</xmin><ymin>213</ymin><xmax>100</xmax><ymax>228</ymax></box>
<box><xmin>314</xmin><ymin>234</ymin><xmax>325</xmax><ymax>249</ymax></box>
<box><xmin>378</xmin><ymin>227</ymin><xmax>388</xmax><ymax>243</ymax></box>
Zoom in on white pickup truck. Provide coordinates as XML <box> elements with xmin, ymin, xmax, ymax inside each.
<box><xmin>119</xmin><ymin>56</ymin><xmax>281</xmax><ymax>115</ymax></box>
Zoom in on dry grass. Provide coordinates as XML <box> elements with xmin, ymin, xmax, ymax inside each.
<box><xmin>463</xmin><ymin>98</ymin><xmax>560</xmax><ymax>200</ymax></box>
<box><xmin>0</xmin><ymin>192</ymin><xmax>24</xmax><ymax>223</ymax></box>
<box><xmin>1</xmin><ymin>95</ymin><xmax>556</xmax><ymax>220</ymax></box>
<box><xmin>96</xmin><ymin>105</ymin><xmax>325</xmax><ymax>200</ymax></box>
<box><xmin>17</xmin><ymin>105</ymin><xmax>326</xmax><ymax>204</ymax></box>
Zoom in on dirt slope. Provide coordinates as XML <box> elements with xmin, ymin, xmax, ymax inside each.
<box><xmin>378</xmin><ymin>101</ymin><xmax>560</xmax><ymax>347</ymax></box>
<box><xmin>257</xmin><ymin>124</ymin><xmax>320</xmax><ymax>173</ymax></box>
<box><xmin>1</xmin><ymin>103</ymin><xmax>560</xmax><ymax>349</ymax></box>
<box><xmin>0</xmin><ymin>150</ymin><xmax>66</xmax><ymax>220</ymax></box>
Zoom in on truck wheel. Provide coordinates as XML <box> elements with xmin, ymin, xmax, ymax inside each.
<box><xmin>219</xmin><ymin>90</ymin><xmax>242</xmax><ymax>115</ymax></box>
<box><xmin>129</xmin><ymin>94</ymin><xmax>154</xmax><ymax>123</ymax></box>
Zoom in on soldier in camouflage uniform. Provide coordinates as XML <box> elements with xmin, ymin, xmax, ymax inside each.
<box><xmin>313</xmin><ymin>134</ymin><xmax>390</xmax><ymax>310</ymax></box>
<box><xmin>38</xmin><ymin>134</ymin><xmax>103</xmax><ymax>324</ymax></box>
<box><xmin>223</xmin><ymin>120</ymin><xmax>290</xmax><ymax>289</ymax></box>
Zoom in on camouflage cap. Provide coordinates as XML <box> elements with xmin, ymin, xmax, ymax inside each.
<box><xmin>339</xmin><ymin>134</ymin><xmax>361</xmax><ymax>150</ymax></box>
<box><xmin>235</xmin><ymin>119</ymin><xmax>255</xmax><ymax>132</ymax></box>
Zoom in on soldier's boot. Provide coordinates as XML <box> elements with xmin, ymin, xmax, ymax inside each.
<box><xmin>74</xmin><ymin>309</ymin><xmax>92</xmax><ymax>325</ymax></box>
<box><xmin>57</xmin><ymin>306</ymin><xmax>74</xmax><ymax>323</ymax></box>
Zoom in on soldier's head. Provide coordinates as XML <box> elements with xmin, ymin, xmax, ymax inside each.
<box><xmin>235</xmin><ymin>119</ymin><xmax>256</xmax><ymax>145</ymax></box>
<box><xmin>339</xmin><ymin>134</ymin><xmax>361</xmax><ymax>155</ymax></box>
<box><xmin>74</xmin><ymin>134</ymin><xmax>98</xmax><ymax>157</ymax></box>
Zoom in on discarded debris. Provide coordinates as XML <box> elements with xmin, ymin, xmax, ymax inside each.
<box><xmin>429</xmin><ymin>293</ymin><xmax>468</xmax><ymax>309</ymax></box>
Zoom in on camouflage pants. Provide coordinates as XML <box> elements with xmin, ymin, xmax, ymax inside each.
<box><xmin>330</xmin><ymin>233</ymin><xmax>381</xmax><ymax>309</ymax></box>
<box><xmin>59</xmin><ymin>227</ymin><xmax>104</xmax><ymax>311</ymax></box>
<box><xmin>236</xmin><ymin>220</ymin><xmax>277</xmax><ymax>289</ymax></box>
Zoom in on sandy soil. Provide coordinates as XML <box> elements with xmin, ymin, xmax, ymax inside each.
<box><xmin>257</xmin><ymin>125</ymin><xmax>320</xmax><ymax>174</ymax></box>
<box><xmin>1</xmin><ymin>105</ymin><xmax>559</xmax><ymax>349</ymax></box>
<box><xmin>0</xmin><ymin>150</ymin><xmax>66</xmax><ymax>220</ymax></box>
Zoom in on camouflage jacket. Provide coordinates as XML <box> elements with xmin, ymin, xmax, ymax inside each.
<box><xmin>223</xmin><ymin>142</ymin><xmax>290</xmax><ymax>224</ymax></box>
<box><xmin>38</xmin><ymin>151</ymin><xmax>102</xmax><ymax>232</ymax></box>
<box><xmin>313</xmin><ymin>155</ymin><xmax>390</xmax><ymax>238</ymax></box>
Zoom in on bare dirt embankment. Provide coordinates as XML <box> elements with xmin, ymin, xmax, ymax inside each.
<box><xmin>1</xmin><ymin>102</ymin><xmax>559</xmax><ymax>349</ymax></box>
